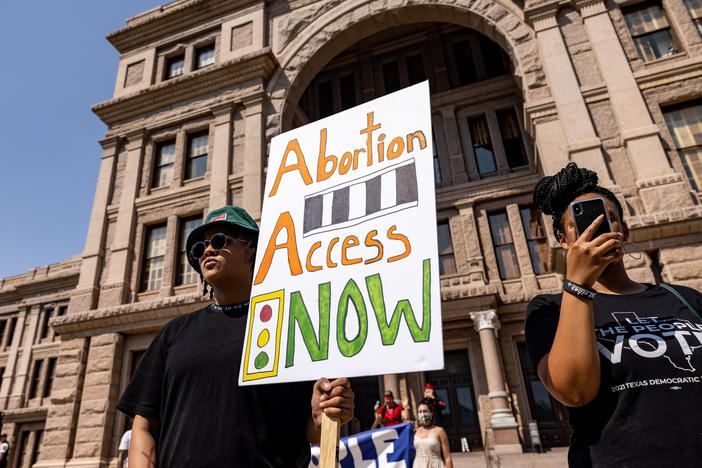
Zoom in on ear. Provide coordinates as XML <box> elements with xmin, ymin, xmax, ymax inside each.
<box><xmin>557</xmin><ymin>231</ymin><xmax>570</xmax><ymax>250</ymax></box>
<box><xmin>622</xmin><ymin>222</ymin><xmax>630</xmax><ymax>242</ymax></box>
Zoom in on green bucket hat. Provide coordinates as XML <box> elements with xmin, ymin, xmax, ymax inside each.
<box><xmin>186</xmin><ymin>205</ymin><xmax>259</xmax><ymax>273</ymax></box>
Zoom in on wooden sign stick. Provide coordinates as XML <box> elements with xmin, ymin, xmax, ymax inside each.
<box><xmin>319</xmin><ymin>412</ymin><xmax>340</xmax><ymax>468</ymax></box>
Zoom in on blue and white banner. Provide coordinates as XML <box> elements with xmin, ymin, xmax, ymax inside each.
<box><xmin>310</xmin><ymin>422</ymin><xmax>415</xmax><ymax>468</ymax></box>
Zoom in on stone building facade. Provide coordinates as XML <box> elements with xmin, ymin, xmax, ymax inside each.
<box><xmin>1</xmin><ymin>0</ymin><xmax>701</xmax><ymax>466</ymax></box>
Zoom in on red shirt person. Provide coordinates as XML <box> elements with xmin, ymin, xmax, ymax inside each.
<box><xmin>378</xmin><ymin>390</ymin><xmax>403</xmax><ymax>426</ymax></box>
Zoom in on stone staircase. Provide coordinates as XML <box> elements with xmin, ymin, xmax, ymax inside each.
<box><xmin>452</xmin><ymin>448</ymin><xmax>568</xmax><ymax>468</ymax></box>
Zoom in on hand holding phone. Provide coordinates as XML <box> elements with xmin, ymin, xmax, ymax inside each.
<box><xmin>570</xmin><ymin>198</ymin><xmax>612</xmax><ymax>240</ymax></box>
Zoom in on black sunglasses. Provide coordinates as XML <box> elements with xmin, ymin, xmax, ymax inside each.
<box><xmin>190</xmin><ymin>233</ymin><xmax>243</xmax><ymax>259</ymax></box>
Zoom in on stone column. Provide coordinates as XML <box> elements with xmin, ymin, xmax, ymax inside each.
<box><xmin>575</xmin><ymin>0</ymin><xmax>693</xmax><ymax>212</ymax></box>
<box><xmin>101</xmin><ymin>131</ymin><xmax>146</xmax><ymax>307</ymax></box>
<box><xmin>37</xmin><ymin>338</ymin><xmax>90</xmax><ymax>467</ymax></box>
<box><xmin>8</xmin><ymin>305</ymin><xmax>40</xmax><ymax>408</ymax></box>
<box><xmin>161</xmin><ymin>215</ymin><xmax>178</xmax><ymax>297</ymax></box>
<box><xmin>528</xmin><ymin>3</ymin><xmax>611</xmax><ymax>183</ymax></box>
<box><xmin>0</xmin><ymin>307</ymin><xmax>28</xmax><ymax>408</ymax></box>
<box><xmin>469</xmin><ymin>310</ymin><xmax>521</xmax><ymax>453</ymax></box>
<box><xmin>69</xmin><ymin>333</ymin><xmax>125</xmax><ymax>467</ymax></box>
<box><xmin>70</xmin><ymin>138</ymin><xmax>119</xmax><ymax>313</ymax></box>
<box><xmin>440</xmin><ymin>106</ymin><xmax>470</xmax><ymax>184</ymax></box>
<box><xmin>208</xmin><ymin>104</ymin><xmax>235</xmax><ymax>211</ymax></box>
<box><xmin>456</xmin><ymin>202</ymin><xmax>487</xmax><ymax>283</ymax></box>
<box><xmin>383</xmin><ymin>374</ymin><xmax>400</xmax><ymax>399</ymax></box>
<box><xmin>533</xmin><ymin>119</ymin><xmax>570</xmax><ymax>176</ymax></box>
<box><xmin>241</xmin><ymin>95</ymin><xmax>265</xmax><ymax>221</ymax></box>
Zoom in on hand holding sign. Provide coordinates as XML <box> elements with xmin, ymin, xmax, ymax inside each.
<box><xmin>312</xmin><ymin>377</ymin><xmax>355</xmax><ymax>427</ymax></box>
<box><xmin>309</xmin><ymin>377</ymin><xmax>355</xmax><ymax>467</ymax></box>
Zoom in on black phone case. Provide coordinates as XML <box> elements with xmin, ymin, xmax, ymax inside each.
<box><xmin>570</xmin><ymin>198</ymin><xmax>612</xmax><ymax>239</ymax></box>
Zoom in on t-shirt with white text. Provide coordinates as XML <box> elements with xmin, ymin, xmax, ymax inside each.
<box><xmin>525</xmin><ymin>284</ymin><xmax>702</xmax><ymax>467</ymax></box>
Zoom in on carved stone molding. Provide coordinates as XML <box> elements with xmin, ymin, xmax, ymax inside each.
<box><xmin>93</xmin><ymin>50</ymin><xmax>277</xmax><ymax>126</ymax></box>
<box><xmin>469</xmin><ymin>309</ymin><xmax>500</xmax><ymax>332</ymax></box>
<box><xmin>574</xmin><ymin>0</ymin><xmax>607</xmax><ymax>18</ymax></box>
<box><xmin>524</xmin><ymin>2</ymin><xmax>559</xmax><ymax>32</ymax></box>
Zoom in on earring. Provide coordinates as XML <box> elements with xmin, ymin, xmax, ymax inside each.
<box><xmin>623</xmin><ymin>240</ymin><xmax>642</xmax><ymax>260</ymax></box>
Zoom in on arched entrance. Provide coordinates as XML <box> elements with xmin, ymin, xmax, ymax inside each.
<box><xmin>266</xmin><ymin>0</ymin><xmax>552</xmax><ymax>450</ymax></box>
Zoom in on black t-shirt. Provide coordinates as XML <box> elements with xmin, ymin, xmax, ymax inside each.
<box><xmin>117</xmin><ymin>305</ymin><xmax>313</xmax><ymax>468</ymax></box>
<box><xmin>525</xmin><ymin>284</ymin><xmax>702</xmax><ymax>467</ymax></box>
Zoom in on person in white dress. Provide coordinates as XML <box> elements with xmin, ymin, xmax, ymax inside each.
<box><xmin>413</xmin><ymin>402</ymin><xmax>453</xmax><ymax>468</ymax></box>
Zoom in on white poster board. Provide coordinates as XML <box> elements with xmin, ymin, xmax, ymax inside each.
<box><xmin>239</xmin><ymin>81</ymin><xmax>443</xmax><ymax>385</ymax></box>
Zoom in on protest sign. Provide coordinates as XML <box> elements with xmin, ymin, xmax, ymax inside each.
<box><xmin>310</xmin><ymin>422</ymin><xmax>415</xmax><ymax>468</ymax></box>
<box><xmin>239</xmin><ymin>81</ymin><xmax>443</xmax><ymax>385</ymax></box>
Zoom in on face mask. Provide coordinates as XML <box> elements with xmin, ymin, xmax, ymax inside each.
<box><xmin>417</xmin><ymin>412</ymin><xmax>431</xmax><ymax>425</ymax></box>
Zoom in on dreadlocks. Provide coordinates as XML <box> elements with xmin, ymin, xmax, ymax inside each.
<box><xmin>533</xmin><ymin>162</ymin><xmax>623</xmax><ymax>238</ymax></box>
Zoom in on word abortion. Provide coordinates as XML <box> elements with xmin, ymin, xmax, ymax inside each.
<box><xmin>268</xmin><ymin>112</ymin><xmax>427</xmax><ymax>197</ymax></box>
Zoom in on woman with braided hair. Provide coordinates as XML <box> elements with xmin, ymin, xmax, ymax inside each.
<box><xmin>525</xmin><ymin>163</ymin><xmax>702</xmax><ymax>467</ymax></box>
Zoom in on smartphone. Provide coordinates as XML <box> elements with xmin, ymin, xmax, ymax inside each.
<box><xmin>570</xmin><ymin>197</ymin><xmax>612</xmax><ymax>239</ymax></box>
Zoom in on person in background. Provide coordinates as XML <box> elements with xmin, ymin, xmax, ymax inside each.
<box><xmin>420</xmin><ymin>384</ymin><xmax>446</xmax><ymax>427</ymax></box>
<box><xmin>413</xmin><ymin>402</ymin><xmax>452</xmax><ymax>468</ymax></box>
<box><xmin>0</xmin><ymin>434</ymin><xmax>9</xmax><ymax>468</ymax></box>
<box><xmin>117</xmin><ymin>206</ymin><xmax>354</xmax><ymax>467</ymax></box>
<box><xmin>525</xmin><ymin>163</ymin><xmax>702</xmax><ymax>467</ymax></box>
<box><xmin>375</xmin><ymin>390</ymin><xmax>404</xmax><ymax>426</ymax></box>
<box><xmin>118</xmin><ymin>429</ymin><xmax>131</xmax><ymax>468</ymax></box>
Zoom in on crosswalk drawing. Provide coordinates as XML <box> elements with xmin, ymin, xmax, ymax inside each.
<box><xmin>303</xmin><ymin>158</ymin><xmax>418</xmax><ymax>237</ymax></box>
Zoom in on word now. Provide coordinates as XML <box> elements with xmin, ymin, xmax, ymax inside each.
<box><xmin>286</xmin><ymin>259</ymin><xmax>431</xmax><ymax>366</ymax></box>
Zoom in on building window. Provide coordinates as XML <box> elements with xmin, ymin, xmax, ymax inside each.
<box><xmin>488</xmin><ymin>211</ymin><xmax>520</xmax><ymax>279</ymax></box>
<box><xmin>480</xmin><ymin>36</ymin><xmax>509</xmax><ymax>78</ymax></box>
<box><xmin>383</xmin><ymin>61</ymin><xmax>402</xmax><ymax>94</ymax></box>
<box><xmin>468</xmin><ymin>115</ymin><xmax>497</xmax><ymax>175</ymax></box>
<box><xmin>39</xmin><ymin>307</ymin><xmax>54</xmax><ymax>340</ymax></box>
<box><xmin>166</xmin><ymin>54</ymin><xmax>185</xmax><ymax>78</ymax></box>
<box><xmin>318</xmin><ymin>80</ymin><xmax>333</xmax><ymax>118</ymax></box>
<box><xmin>340</xmin><ymin>74</ymin><xmax>356</xmax><ymax>111</ymax></box>
<box><xmin>623</xmin><ymin>3</ymin><xmax>678</xmax><ymax>61</ymax></box>
<box><xmin>685</xmin><ymin>0</ymin><xmax>702</xmax><ymax>35</ymax></box>
<box><xmin>433</xmin><ymin>137</ymin><xmax>442</xmax><ymax>185</ymax></box>
<box><xmin>186</xmin><ymin>132</ymin><xmax>208</xmax><ymax>179</ymax></box>
<box><xmin>177</xmin><ymin>216</ymin><xmax>202</xmax><ymax>286</ymax></box>
<box><xmin>664</xmin><ymin>102</ymin><xmax>702</xmax><ymax>191</ymax></box>
<box><xmin>29</xmin><ymin>360</ymin><xmax>43</xmax><ymax>399</ymax></box>
<box><xmin>195</xmin><ymin>44</ymin><xmax>215</xmax><ymax>69</ymax></box>
<box><xmin>58</xmin><ymin>305</ymin><xmax>67</xmax><ymax>316</ymax></box>
<box><xmin>140</xmin><ymin>224</ymin><xmax>167</xmax><ymax>292</ymax></box>
<box><xmin>130</xmin><ymin>350</ymin><xmax>147</xmax><ymax>378</ymax></box>
<box><xmin>406</xmin><ymin>54</ymin><xmax>426</xmax><ymax>85</ymax></box>
<box><xmin>0</xmin><ymin>320</ymin><xmax>6</xmax><ymax>348</ymax></box>
<box><xmin>16</xmin><ymin>430</ymin><xmax>31</xmax><ymax>468</ymax></box>
<box><xmin>497</xmin><ymin>108</ymin><xmax>527</xmax><ymax>168</ymax></box>
<box><xmin>437</xmin><ymin>222</ymin><xmax>457</xmax><ymax>275</ymax></box>
<box><xmin>152</xmin><ymin>140</ymin><xmax>176</xmax><ymax>188</ymax></box>
<box><xmin>452</xmin><ymin>39</ymin><xmax>478</xmax><ymax>85</ymax></box>
<box><xmin>520</xmin><ymin>206</ymin><xmax>551</xmax><ymax>274</ymax></box>
<box><xmin>31</xmin><ymin>430</ymin><xmax>44</xmax><ymax>466</ymax></box>
<box><xmin>43</xmin><ymin>358</ymin><xmax>57</xmax><ymax>398</ymax></box>
<box><xmin>5</xmin><ymin>317</ymin><xmax>17</xmax><ymax>347</ymax></box>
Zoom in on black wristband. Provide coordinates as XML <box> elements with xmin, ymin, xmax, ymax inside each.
<box><xmin>563</xmin><ymin>279</ymin><xmax>597</xmax><ymax>300</ymax></box>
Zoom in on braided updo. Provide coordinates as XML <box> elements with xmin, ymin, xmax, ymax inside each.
<box><xmin>533</xmin><ymin>162</ymin><xmax>623</xmax><ymax>238</ymax></box>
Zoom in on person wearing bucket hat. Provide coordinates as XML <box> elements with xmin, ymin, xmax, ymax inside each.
<box><xmin>117</xmin><ymin>205</ymin><xmax>354</xmax><ymax>468</ymax></box>
<box><xmin>185</xmin><ymin>205</ymin><xmax>260</xmax><ymax>300</ymax></box>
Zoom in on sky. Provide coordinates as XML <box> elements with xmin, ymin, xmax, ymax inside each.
<box><xmin>0</xmin><ymin>1</ymin><xmax>166</xmax><ymax>278</ymax></box>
